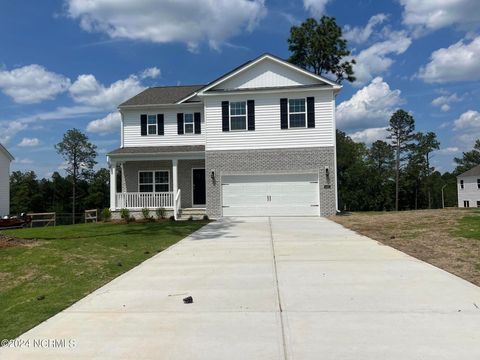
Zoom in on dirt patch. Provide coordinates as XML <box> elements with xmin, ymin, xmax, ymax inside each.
<box><xmin>330</xmin><ymin>209</ymin><xmax>480</xmax><ymax>287</ymax></box>
<box><xmin>0</xmin><ymin>234</ymin><xmax>38</xmax><ymax>249</ymax></box>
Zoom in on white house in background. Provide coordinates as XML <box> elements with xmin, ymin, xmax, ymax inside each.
<box><xmin>457</xmin><ymin>164</ymin><xmax>480</xmax><ymax>208</ymax></box>
<box><xmin>107</xmin><ymin>53</ymin><xmax>341</xmax><ymax>219</ymax></box>
<box><xmin>0</xmin><ymin>143</ymin><xmax>14</xmax><ymax>216</ymax></box>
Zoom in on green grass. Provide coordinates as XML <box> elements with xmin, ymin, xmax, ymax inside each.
<box><xmin>0</xmin><ymin>221</ymin><xmax>207</xmax><ymax>340</ymax></box>
<box><xmin>455</xmin><ymin>209</ymin><xmax>480</xmax><ymax>239</ymax></box>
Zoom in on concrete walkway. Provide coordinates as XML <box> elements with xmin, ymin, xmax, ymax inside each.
<box><xmin>1</xmin><ymin>217</ymin><xmax>480</xmax><ymax>359</ymax></box>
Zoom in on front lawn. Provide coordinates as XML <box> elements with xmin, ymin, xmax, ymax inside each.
<box><xmin>331</xmin><ymin>208</ymin><xmax>480</xmax><ymax>286</ymax></box>
<box><xmin>0</xmin><ymin>220</ymin><xmax>207</xmax><ymax>340</ymax></box>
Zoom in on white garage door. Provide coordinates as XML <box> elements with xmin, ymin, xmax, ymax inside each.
<box><xmin>222</xmin><ymin>173</ymin><xmax>319</xmax><ymax>216</ymax></box>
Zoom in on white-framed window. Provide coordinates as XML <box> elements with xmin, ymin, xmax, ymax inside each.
<box><xmin>138</xmin><ymin>170</ymin><xmax>170</xmax><ymax>192</ymax></box>
<box><xmin>147</xmin><ymin>115</ymin><xmax>157</xmax><ymax>135</ymax></box>
<box><xmin>460</xmin><ymin>179</ymin><xmax>464</xmax><ymax>189</ymax></box>
<box><xmin>184</xmin><ymin>113</ymin><xmax>194</xmax><ymax>134</ymax></box>
<box><xmin>230</xmin><ymin>101</ymin><xmax>247</xmax><ymax>131</ymax></box>
<box><xmin>477</xmin><ymin>179</ymin><xmax>480</xmax><ymax>189</ymax></box>
<box><xmin>464</xmin><ymin>200</ymin><xmax>470</xmax><ymax>208</ymax></box>
<box><xmin>288</xmin><ymin>98</ymin><xmax>306</xmax><ymax>128</ymax></box>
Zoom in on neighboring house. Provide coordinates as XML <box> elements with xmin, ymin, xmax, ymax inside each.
<box><xmin>107</xmin><ymin>53</ymin><xmax>341</xmax><ymax>219</ymax></box>
<box><xmin>457</xmin><ymin>165</ymin><xmax>480</xmax><ymax>208</ymax></box>
<box><xmin>0</xmin><ymin>143</ymin><xmax>14</xmax><ymax>216</ymax></box>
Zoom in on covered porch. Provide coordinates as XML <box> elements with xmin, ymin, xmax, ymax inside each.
<box><xmin>107</xmin><ymin>146</ymin><xmax>206</xmax><ymax>220</ymax></box>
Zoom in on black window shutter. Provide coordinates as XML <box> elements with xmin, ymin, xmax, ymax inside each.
<box><xmin>194</xmin><ymin>112</ymin><xmax>201</xmax><ymax>134</ymax></box>
<box><xmin>221</xmin><ymin>101</ymin><xmax>230</xmax><ymax>132</ymax></box>
<box><xmin>177</xmin><ymin>113</ymin><xmax>184</xmax><ymax>135</ymax></box>
<box><xmin>307</xmin><ymin>97</ymin><xmax>315</xmax><ymax>128</ymax></box>
<box><xmin>280</xmin><ymin>98</ymin><xmax>288</xmax><ymax>129</ymax></box>
<box><xmin>157</xmin><ymin>114</ymin><xmax>164</xmax><ymax>135</ymax></box>
<box><xmin>140</xmin><ymin>114</ymin><xmax>147</xmax><ymax>136</ymax></box>
<box><xmin>247</xmin><ymin>100</ymin><xmax>255</xmax><ymax>131</ymax></box>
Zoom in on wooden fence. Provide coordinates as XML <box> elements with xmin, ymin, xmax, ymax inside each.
<box><xmin>84</xmin><ymin>209</ymin><xmax>98</xmax><ymax>223</ymax></box>
<box><xmin>28</xmin><ymin>212</ymin><xmax>56</xmax><ymax>227</ymax></box>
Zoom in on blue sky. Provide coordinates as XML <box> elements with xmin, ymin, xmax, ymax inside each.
<box><xmin>1</xmin><ymin>0</ymin><xmax>479</xmax><ymax>176</ymax></box>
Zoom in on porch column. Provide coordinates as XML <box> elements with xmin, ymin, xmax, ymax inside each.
<box><xmin>109</xmin><ymin>161</ymin><xmax>117</xmax><ymax>211</ymax></box>
<box><xmin>172</xmin><ymin>159</ymin><xmax>178</xmax><ymax>195</ymax></box>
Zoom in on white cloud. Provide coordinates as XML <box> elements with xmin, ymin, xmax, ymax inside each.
<box><xmin>349</xmin><ymin>127</ymin><xmax>388</xmax><ymax>145</ymax></box>
<box><xmin>431</xmin><ymin>92</ymin><xmax>461</xmax><ymax>112</ymax></box>
<box><xmin>453</xmin><ymin>110</ymin><xmax>480</xmax><ymax>131</ymax></box>
<box><xmin>336</xmin><ymin>77</ymin><xmax>404</xmax><ymax>130</ymax></box>
<box><xmin>400</xmin><ymin>0</ymin><xmax>480</xmax><ymax>34</ymax></box>
<box><xmin>353</xmin><ymin>30</ymin><xmax>412</xmax><ymax>85</ymax></box>
<box><xmin>18</xmin><ymin>137</ymin><xmax>40</xmax><ymax>147</ymax></box>
<box><xmin>69</xmin><ymin>74</ymin><xmax>145</xmax><ymax>109</ymax></box>
<box><xmin>140</xmin><ymin>67</ymin><xmax>161</xmax><ymax>79</ymax></box>
<box><xmin>66</xmin><ymin>0</ymin><xmax>266</xmax><ymax>50</ymax></box>
<box><xmin>14</xmin><ymin>157</ymin><xmax>34</xmax><ymax>165</ymax></box>
<box><xmin>87</xmin><ymin>111</ymin><xmax>121</xmax><ymax>135</ymax></box>
<box><xmin>0</xmin><ymin>122</ymin><xmax>27</xmax><ymax>144</ymax></box>
<box><xmin>418</xmin><ymin>36</ymin><xmax>480</xmax><ymax>83</ymax></box>
<box><xmin>344</xmin><ymin>14</ymin><xmax>388</xmax><ymax>44</ymax></box>
<box><xmin>436</xmin><ymin>147</ymin><xmax>460</xmax><ymax>155</ymax></box>
<box><xmin>0</xmin><ymin>65</ymin><xmax>70</xmax><ymax>104</ymax></box>
<box><xmin>303</xmin><ymin>0</ymin><xmax>331</xmax><ymax>17</ymax></box>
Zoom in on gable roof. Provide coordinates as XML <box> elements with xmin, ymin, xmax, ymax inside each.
<box><xmin>458</xmin><ymin>164</ymin><xmax>480</xmax><ymax>177</ymax></box>
<box><xmin>184</xmin><ymin>53</ymin><xmax>341</xmax><ymax>102</ymax></box>
<box><xmin>119</xmin><ymin>85</ymin><xmax>204</xmax><ymax>107</ymax></box>
<box><xmin>0</xmin><ymin>143</ymin><xmax>14</xmax><ymax>161</ymax></box>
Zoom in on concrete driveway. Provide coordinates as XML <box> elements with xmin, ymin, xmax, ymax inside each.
<box><xmin>2</xmin><ymin>217</ymin><xmax>480</xmax><ymax>359</ymax></box>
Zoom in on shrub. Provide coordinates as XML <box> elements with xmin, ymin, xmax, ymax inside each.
<box><xmin>202</xmin><ymin>214</ymin><xmax>209</xmax><ymax>221</ymax></box>
<box><xmin>101</xmin><ymin>208</ymin><xmax>111</xmax><ymax>222</ymax></box>
<box><xmin>141</xmin><ymin>208</ymin><xmax>151</xmax><ymax>221</ymax></box>
<box><xmin>169</xmin><ymin>215</ymin><xmax>176</xmax><ymax>221</ymax></box>
<box><xmin>188</xmin><ymin>216</ymin><xmax>193</xmax><ymax>221</ymax></box>
<box><xmin>156</xmin><ymin>207</ymin><xmax>166</xmax><ymax>220</ymax></box>
<box><xmin>120</xmin><ymin>208</ymin><xmax>130</xmax><ymax>222</ymax></box>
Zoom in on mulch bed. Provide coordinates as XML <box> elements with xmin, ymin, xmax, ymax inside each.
<box><xmin>0</xmin><ymin>234</ymin><xmax>37</xmax><ymax>249</ymax></box>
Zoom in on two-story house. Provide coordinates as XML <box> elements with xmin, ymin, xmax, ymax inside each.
<box><xmin>457</xmin><ymin>165</ymin><xmax>480</xmax><ymax>208</ymax></box>
<box><xmin>107</xmin><ymin>54</ymin><xmax>341</xmax><ymax>219</ymax></box>
<box><xmin>0</xmin><ymin>143</ymin><xmax>14</xmax><ymax>216</ymax></box>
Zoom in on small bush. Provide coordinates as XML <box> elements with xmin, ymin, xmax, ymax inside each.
<box><xmin>188</xmin><ymin>216</ymin><xmax>193</xmax><ymax>221</ymax></box>
<box><xmin>156</xmin><ymin>207</ymin><xmax>166</xmax><ymax>220</ymax></box>
<box><xmin>120</xmin><ymin>208</ymin><xmax>130</xmax><ymax>222</ymax></box>
<box><xmin>169</xmin><ymin>215</ymin><xmax>176</xmax><ymax>221</ymax></box>
<box><xmin>141</xmin><ymin>208</ymin><xmax>152</xmax><ymax>221</ymax></box>
<box><xmin>203</xmin><ymin>214</ymin><xmax>209</xmax><ymax>221</ymax></box>
<box><xmin>101</xmin><ymin>208</ymin><xmax>111</xmax><ymax>222</ymax></box>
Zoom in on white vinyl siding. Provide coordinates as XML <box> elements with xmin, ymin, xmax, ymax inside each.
<box><xmin>123</xmin><ymin>105</ymin><xmax>204</xmax><ymax>147</ymax></box>
<box><xmin>457</xmin><ymin>175</ymin><xmax>480</xmax><ymax>208</ymax></box>
<box><xmin>216</xmin><ymin>58</ymin><xmax>320</xmax><ymax>90</ymax></box>
<box><xmin>0</xmin><ymin>150</ymin><xmax>11</xmax><ymax>216</ymax></box>
<box><xmin>205</xmin><ymin>90</ymin><xmax>335</xmax><ymax>150</ymax></box>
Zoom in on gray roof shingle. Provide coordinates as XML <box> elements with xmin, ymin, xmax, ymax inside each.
<box><xmin>458</xmin><ymin>164</ymin><xmax>480</xmax><ymax>177</ymax></box>
<box><xmin>119</xmin><ymin>85</ymin><xmax>204</xmax><ymax>107</ymax></box>
<box><xmin>108</xmin><ymin>145</ymin><xmax>205</xmax><ymax>156</ymax></box>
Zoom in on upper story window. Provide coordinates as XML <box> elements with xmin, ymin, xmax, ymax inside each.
<box><xmin>460</xmin><ymin>179</ymin><xmax>464</xmax><ymax>189</ymax></box>
<box><xmin>477</xmin><ymin>179</ymin><xmax>480</xmax><ymax>189</ymax></box>
<box><xmin>139</xmin><ymin>170</ymin><xmax>169</xmax><ymax>193</ymax></box>
<box><xmin>288</xmin><ymin>98</ymin><xmax>306</xmax><ymax>128</ymax></box>
<box><xmin>184</xmin><ymin>113</ymin><xmax>194</xmax><ymax>134</ymax></box>
<box><xmin>147</xmin><ymin>115</ymin><xmax>157</xmax><ymax>135</ymax></box>
<box><xmin>230</xmin><ymin>101</ymin><xmax>247</xmax><ymax>131</ymax></box>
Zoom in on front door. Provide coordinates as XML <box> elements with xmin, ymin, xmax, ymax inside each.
<box><xmin>192</xmin><ymin>169</ymin><xmax>206</xmax><ymax>206</ymax></box>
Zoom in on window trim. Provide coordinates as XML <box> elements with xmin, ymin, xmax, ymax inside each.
<box><xmin>138</xmin><ymin>170</ymin><xmax>170</xmax><ymax>193</ymax></box>
<box><xmin>183</xmin><ymin>113</ymin><xmax>194</xmax><ymax>134</ymax></box>
<box><xmin>146</xmin><ymin>114</ymin><xmax>158</xmax><ymax>136</ymax></box>
<box><xmin>288</xmin><ymin>98</ymin><xmax>307</xmax><ymax>129</ymax></box>
<box><xmin>229</xmin><ymin>101</ymin><xmax>247</xmax><ymax>131</ymax></box>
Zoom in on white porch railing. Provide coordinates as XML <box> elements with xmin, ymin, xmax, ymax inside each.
<box><xmin>116</xmin><ymin>192</ymin><xmax>174</xmax><ymax>209</ymax></box>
